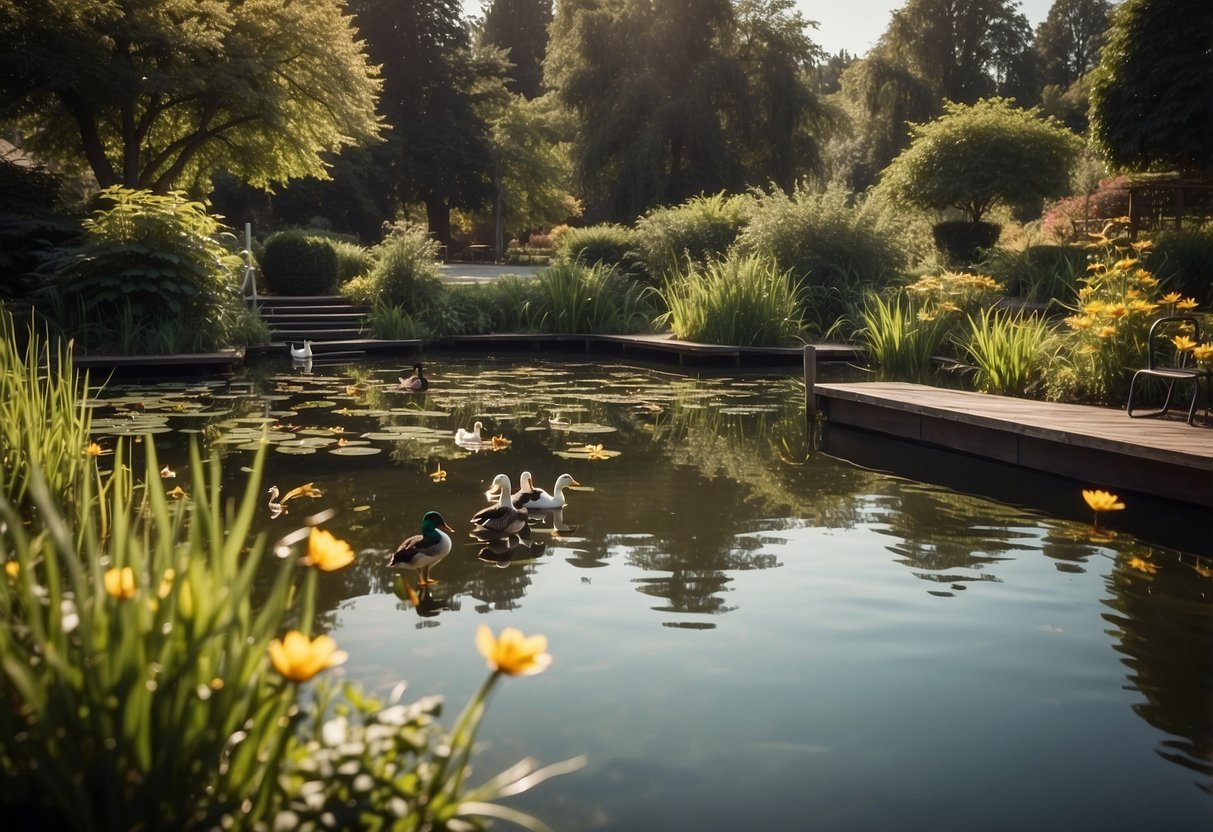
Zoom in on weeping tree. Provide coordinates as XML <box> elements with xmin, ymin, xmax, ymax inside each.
<box><xmin>0</xmin><ymin>0</ymin><xmax>382</xmax><ymax>194</ymax></box>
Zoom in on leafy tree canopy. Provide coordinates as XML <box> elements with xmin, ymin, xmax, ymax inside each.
<box><xmin>1034</xmin><ymin>0</ymin><xmax>1112</xmax><ymax>88</ymax></box>
<box><xmin>881</xmin><ymin>97</ymin><xmax>1082</xmax><ymax>224</ymax></box>
<box><xmin>480</xmin><ymin>0</ymin><xmax>553</xmax><ymax>99</ymax></box>
<box><xmin>1089</xmin><ymin>0</ymin><xmax>1213</xmax><ymax>173</ymax></box>
<box><xmin>0</xmin><ymin>0</ymin><xmax>382</xmax><ymax>194</ymax></box>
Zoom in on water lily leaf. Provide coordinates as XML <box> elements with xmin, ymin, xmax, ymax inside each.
<box><xmin>275</xmin><ymin>445</ymin><xmax>317</xmax><ymax>455</ymax></box>
<box><xmin>330</xmin><ymin>446</ymin><xmax>382</xmax><ymax>456</ymax></box>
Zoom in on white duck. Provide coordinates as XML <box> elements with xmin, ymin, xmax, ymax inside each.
<box><xmin>522</xmin><ymin>473</ymin><xmax>581</xmax><ymax>510</ymax></box>
<box><xmin>289</xmin><ymin>340</ymin><xmax>313</xmax><ymax>360</ymax></box>
<box><xmin>471</xmin><ymin>473</ymin><xmax>528</xmax><ymax>535</ymax></box>
<box><xmin>455</xmin><ymin>420</ymin><xmax>485</xmax><ymax>445</ymax></box>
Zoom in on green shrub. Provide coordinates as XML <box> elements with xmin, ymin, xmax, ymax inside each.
<box><xmin>476</xmin><ymin>275</ymin><xmax>545</xmax><ymax>332</ymax></box>
<box><xmin>634</xmin><ymin>192</ymin><xmax>752</xmax><ymax>280</ymax></box>
<box><xmin>331</xmin><ymin>239</ymin><xmax>374</xmax><ymax>283</ymax></box>
<box><xmin>961</xmin><ymin>307</ymin><xmax>1055</xmax><ymax>396</ymax></box>
<box><xmin>658</xmin><ymin>254</ymin><xmax>803</xmax><ymax>347</ymax></box>
<box><xmin>555</xmin><ymin>224</ymin><xmax>648</xmax><ymax>282</ymax></box>
<box><xmin>367</xmin><ymin>302</ymin><xmax>424</xmax><ymax>340</ymax></box>
<box><xmin>932</xmin><ymin>220</ymin><xmax>1002</xmax><ymax>266</ymax></box>
<box><xmin>734</xmin><ymin>183</ymin><xmax>905</xmax><ymax>329</ymax></box>
<box><xmin>38</xmin><ymin>187</ymin><xmax>241</xmax><ymax>354</ymax></box>
<box><xmin>858</xmin><ymin>292</ymin><xmax>951</xmax><ymax>382</ymax></box>
<box><xmin>260</xmin><ymin>230</ymin><xmax>339</xmax><ymax>295</ymax></box>
<box><xmin>367</xmin><ymin>223</ymin><xmax>444</xmax><ymax>310</ymax></box>
<box><xmin>1145</xmin><ymin>226</ymin><xmax>1213</xmax><ymax>307</ymax></box>
<box><xmin>422</xmin><ymin>285</ymin><xmax>494</xmax><ymax>337</ymax></box>
<box><xmin>980</xmin><ymin>244</ymin><xmax>1088</xmax><ymax>303</ymax></box>
<box><xmin>533</xmin><ymin>261</ymin><xmax>651</xmax><ymax>334</ymax></box>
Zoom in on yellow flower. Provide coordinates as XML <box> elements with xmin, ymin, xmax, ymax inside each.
<box><xmin>104</xmin><ymin>567</ymin><xmax>137</xmax><ymax>599</ymax></box>
<box><xmin>1192</xmin><ymin>343</ymin><xmax>1213</xmax><ymax>364</ymax></box>
<box><xmin>1177</xmin><ymin>297</ymin><xmax>1199</xmax><ymax>311</ymax></box>
<box><xmin>1133</xmin><ymin>270</ymin><xmax>1157</xmax><ymax>287</ymax></box>
<box><xmin>1096</xmin><ymin>326</ymin><xmax>1117</xmax><ymax>339</ymax></box>
<box><xmin>491</xmin><ymin>434</ymin><xmax>512</xmax><ymax>448</ymax></box>
<box><xmin>5</xmin><ymin>561</ymin><xmax>19</xmax><ymax>580</ymax></box>
<box><xmin>281</xmin><ymin>482</ymin><xmax>324</xmax><ymax>503</ymax></box>
<box><xmin>585</xmin><ymin>443</ymin><xmax>611</xmax><ymax>460</ymax></box>
<box><xmin>1064</xmin><ymin>315</ymin><xmax>1092</xmax><ymax>330</ymax></box>
<box><xmin>1127</xmin><ymin>557</ymin><xmax>1158</xmax><ymax>575</ymax></box>
<box><xmin>476</xmin><ymin>625</ymin><xmax>552</xmax><ymax>676</ymax></box>
<box><xmin>268</xmin><ymin>631</ymin><xmax>348</xmax><ymax>683</ymax></box>
<box><xmin>1077</xmin><ymin>286</ymin><xmax>1094</xmax><ymax>299</ymax></box>
<box><xmin>337</xmin><ymin>437</ymin><xmax>348</xmax><ymax>447</ymax></box>
<box><xmin>430</xmin><ymin>462</ymin><xmax>447</xmax><ymax>483</ymax></box>
<box><xmin>1105</xmin><ymin>303</ymin><xmax>1128</xmax><ymax>319</ymax></box>
<box><xmin>1082</xmin><ymin>489</ymin><xmax>1125</xmax><ymax>513</ymax></box>
<box><xmin>158</xmin><ymin>568</ymin><xmax>176</xmax><ymax>599</ymax></box>
<box><xmin>916</xmin><ymin>310</ymin><xmax>937</xmax><ymax>322</ymax></box>
<box><xmin>85</xmin><ymin>442</ymin><xmax>110</xmax><ymax>457</ymax></box>
<box><xmin>1172</xmin><ymin>335</ymin><xmax>1197</xmax><ymax>351</ymax></box>
<box><xmin>1112</xmin><ymin>257</ymin><xmax>1138</xmax><ymax>270</ymax></box>
<box><xmin>1130</xmin><ymin>239</ymin><xmax>1154</xmax><ymax>252</ymax></box>
<box><xmin>1160</xmin><ymin>291</ymin><xmax>1182</xmax><ymax>304</ymax></box>
<box><xmin>1082</xmin><ymin>300</ymin><xmax>1107</xmax><ymax>315</ymax></box>
<box><xmin>167</xmin><ymin>485</ymin><xmax>187</xmax><ymax>499</ymax></box>
<box><xmin>1127</xmin><ymin>300</ymin><xmax>1158</xmax><ymax>315</ymax></box>
<box><xmin>304</xmin><ymin>528</ymin><xmax>355</xmax><ymax>572</ymax></box>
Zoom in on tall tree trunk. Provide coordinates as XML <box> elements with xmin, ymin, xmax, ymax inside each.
<box><xmin>493</xmin><ymin>154</ymin><xmax>504</xmax><ymax>263</ymax></box>
<box><xmin>426</xmin><ymin>197</ymin><xmax>452</xmax><ymax>251</ymax></box>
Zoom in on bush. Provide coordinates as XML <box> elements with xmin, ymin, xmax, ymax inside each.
<box><xmin>658</xmin><ymin>254</ymin><xmax>803</xmax><ymax>347</ymax></box>
<box><xmin>960</xmin><ymin>307</ymin><xmax>1055</xmax><ymax>396</ymax></box>
<box><xmin>932</xmin><ymin>221</ymin><xmax>1002</xmax><ymax>266</ymax></box>
<box><xmin>366</xmin><ymin>301</ymin><xmax>423</xmax><ymax>340</ymax></box>
<box><xmin>734</xmin><ymin>183</ymin><xmax>906</xmax><ymax>330</ymax></box>
<box><xmin>980</xmin><ymin>244</ymin><xmax>1088</xmax><ymax>303</ymax></box>
<box><xmin>260</xmin><ymin>230</ymin><xmax>339</xmax><ymax>295</ymax></box>
<box><xmin>634</xmin><ymin>192</ymin><xmax>752</xmax><ymax>280</ymax></box>
<box><xmin>367</xmin><ymin>223</ymin><xmax>444</xmax><ymax>310</ymax></box>
<box><xmin>1145</xmin><ymin>226</ymin><xmax>1213</xmax><ymax>307</ymax></box>
<box><xmin>1041</xmin><ymin>176</ymin><xmax>1130</xmax><ymax>242</ymax></box>
<box><xmin>554</xmin><ymin>224</ymin><xmax>648</xmax><ymax>282</ymax></box>
<box><xmin>533</xmin><ymin>261</ymin><xmax>652</xmax><ymax>334</ymax></box>
<box><xmin>38</xmin><ymin>187</ymin><xmax>241</xmax><ymax>354</ymax></box>
<box><xmin>331</xmin><ymin>239</ymin><xmax>374</xmax><ymax>282</ymax></box>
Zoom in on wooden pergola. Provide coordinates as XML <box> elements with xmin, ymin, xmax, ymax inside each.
<box><xmin>1127</xmin><ymin>177</ymin><xmax>1213</xmax><ymax>239</ymax></box>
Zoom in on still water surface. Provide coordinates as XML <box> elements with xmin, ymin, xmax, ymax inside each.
<box><xmin>91</xmin><ymin>355</ymin><xmax>1212</xmax><ymax>831</ymax></box>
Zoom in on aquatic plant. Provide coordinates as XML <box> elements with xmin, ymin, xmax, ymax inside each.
<box><xmin>961</xmin><ymin>307</ymin><xmax>1055</xmax><ymax>397</ymax></box>
<box><xmin>658</xmin><ymin>254</ymin><xmax>803</xmax><ymax>347</ymax></box>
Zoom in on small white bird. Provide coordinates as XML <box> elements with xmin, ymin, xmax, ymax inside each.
<box><xmin>289</xmin><ymin>340</ymin><xmax>313</xmax><ymax>360</ymax></box>
<box><xmin>455</xmin><ymin>420</ymin><xmax>485</xmax><ymax>445</ymax></box>
<box><xmin>471</xmin><ymin>473</ymin><xmax>528</xmax><ymax>536</ymax></box>
<box><xmin>522</xmin><ymin>473</ymin><xmax>581</xmax><ymax>510</ymax></box>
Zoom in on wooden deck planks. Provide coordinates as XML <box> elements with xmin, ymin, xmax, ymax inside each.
<box><xmin>814</xmin><ymin>382</ymin><xmax>1213</xmax><ymax>508</ymax></box>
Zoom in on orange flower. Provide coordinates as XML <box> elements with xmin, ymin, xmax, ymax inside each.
<box><xmin>167</xmin><ymin>485</ymin><xmax>187</xmax><ymax>499</ymax></box>
<box><xmin>268</xmin><ymin>631</ymin><xmax>348</xmax><ymax>683</ymax></box>
<box><xmin>304</xmin><ymin>528</ymin><xmax>355</xmax><ymax>572</ymax></box>
<box><xmin>1083</xmin><ymin>490</ymin><xmax>1125</xmax><ymax>513</ymax></box>
<box><xmin>104</xmin><ymin>567</ymin><xmax>137</xmax><ymax>599</ymax></box>
<box><xmin>491</xmin><ymin>434</ymin><xmax>512</xmax><ymax>448</ymax></box>
<box><xmin>476</xmin><ymin>625</ymin><xmax>551</xmax><ymax>676</ymax></box>
<box><xmin>430</xmin><ymin>462</ymin><xmax>447</xmax><ymax>483</ymax></box>
<box><xmin>1127</xmin><ymin>557</ymin><xmax>1157</xmax><ymax>575</ymax></box>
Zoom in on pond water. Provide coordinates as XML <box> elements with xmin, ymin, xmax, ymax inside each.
<box><xmin>89</xmin><ymin>354</ymin><xmax>1212</xmax><ymax>831</ymax></box>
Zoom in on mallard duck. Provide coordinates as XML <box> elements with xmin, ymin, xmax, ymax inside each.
<box><xmin>455</xmin><ymin>421</ymin><xmax>485</xmax><ymax>444</ymax></box>
<box><xmin>289</xmin><ymin>340</ymin><xmax>313</xmax><ymax>360</ymax></box>
<box><xmin>386</xmin><ymin>511</ymin><xmax>454</xmax><ymax>585</ymax></box>
<box><xmin>523</xmin><ymin>473</ymin><xmax>580</xmax><ymax>510</ymax></box>
<box><xmin>471</xmin><ymin>474</ymin><xmax>528</xmax><ymax>535</ymax></box>
<box><xmin>399</xmin><ymin>363</ymin><xmax>429</xmax><ymax>392</ymax></box>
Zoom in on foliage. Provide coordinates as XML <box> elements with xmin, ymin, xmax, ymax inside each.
<box><xmin>657</xmin><ymin>254</ymin><xmax>803</xmax><ymax>347</ymax></box>
<box><xmin>331</xmin><ymin>240</ymin><xmax>375</xmax><ymax>283</ymax></box>
<box><xmin>0</xmin><ymin>323</ymin><xmax>577</xmax><ymax>831</ymax></box>
<box><xmin>367</xmin><ymin>302</ymin><xmax>424</xmax><ymax>340</ymax></box>
<box><xmin>961</xmin><ymin>307</ymin><xmax>1055</xmax><ymax>396</ymax></box>
<box><xmin>881</xmin><ymin>98</ymin><xmax>1083</xmax><ymax>225</ymax></box>
<box><xmin>555</xmin><ymin>224</ymin><xmax>645</xmax><ymax>279</ymax></box>
<box><xmin>472</xmin><ymin>275</ymin><xmax>546</xmax><ymax>332</ymax></box>
<box><xmin>38</xmin><ymin>187</ymin><xmax>241</xmax><ymax>354</ymax></box>
<box><xmin>1143</xmin><ymin>227</ymin><xmax>1213</xmax><ymax>308</ymax></box>
<box><xmin>980</xmin><ymin>244</ymin><xmax>1088</xmax><ymax>303</ymax></box>
<box><xmin>633</xmin><ymin>192</ymin><xmax>752</xmax><ymax>281</ymax></box>
<box><xmin>420</xmin><ymin>285</ymin><xmax>494</xmax><ymax>338</ymax></box>
<box><xmin>366</xmin><ymin>223</ymin><xmax>445</xmax><ymax>310</ymax></box>
<box><xmin>260</xmin><ymin>231</ymin><xmax>340</xmax><ymax>296</ymax></box>
<box><xmin>545</xmin><ymin>0</ymin><xmax>828</xmax><ymax>221</ymax></box>
<box><xmin>1044</xmin><ymin>230</ymin><xmax>1172</xmax><ymax>404</ymax></box>
<box><xmin>734</xmin><ymin>183</ymin><xmax>906</xmax><ymax>332</ymax></box>
<box><xmin>1089</xmin><ymin>0</ymin><xmax>1213</xmax><ymax>172</ymax></box>
<box><xmin>480</xmin><ymin>0</ymin><xmax>553</xmax><ymax>99</ymax></box>
<box><xmin>1040</xmin><ymin>175</ymin><xmax>1129</xmax><ymax>242</ymax></box>
<box><xmin>931</xmin><ymin>220</ymin><xmax>1003</xmax><ymax>266</ymax></box>
<box><xmin>0</xmin><ymin>310</ymin><xmax>92</xmax><ymax>510</ymax></box>
<box><xmin>532</xmin><ymin>261</ymin><xmax>651</xmax><ymax>335</ymax></box>
<box><xmin>1034</xmin><ymin>0</ymin><xmax>1112</xmax><ymax>87</ymax></box>
<box><xmin>227</xmin><ymin>304</ymin><xmax>272</xmax><ymax>347</ymax></box>
<box><xmin>0</xmin><ymin>156</ymin><xmax>80</xmax><ymax>298</ymax></box>
<box><xmin>0</xmin><ymin>0</ymin><xmax>382</xmax><ymax>193</ymax></box>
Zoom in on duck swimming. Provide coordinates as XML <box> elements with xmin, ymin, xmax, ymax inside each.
<box><xmin>471</xmin><ymin>474</ymin><xmax>528</xmax><ymax>536</ymax></box>
<box><xmin>455</xmin><ymin>421</ymin><xmax>485</xmax><ymax>444</ymax></box>
<box><xmin>399</xmin><ymin>363</ymin><xmax>429</xmax><ymax>392</ymax></box>
<box><xmin>386</xmin><ymin>511</ymin><xmax>455</xmax><ymax>585</ymax></box>
<box><xmin>522</xmin><ymin>473</ymin><xmax>580</xmax><ymax>510</ymax></box>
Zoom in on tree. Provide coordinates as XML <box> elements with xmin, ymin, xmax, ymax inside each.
<box><xmin>881</xmin><ymin>98</ymin><xmax>1082</xmax><ymax>225</ymax></box>
<box><xmin>1089</xmin><ymin>0</ymin><xmax>1213</xmax><ymax>173</ymax></box>
<box><xmin>1034</xmin><ymin>0</ymin><xmax>1112</xmax><ymax>88</ymax></box>
<box><xmin>480</xmin><ymin>0</ymin><xmax>553</xmax><ymax>99</ymax></box>
<box><xmin>352</xmin><ymin>0</ymin><xmax>503</xmax><ymax>246</ymax></box>
<box><xmin>0</xmin><ymin>0</ymin><xmax>381</xmax><ymax>194</ymax></box>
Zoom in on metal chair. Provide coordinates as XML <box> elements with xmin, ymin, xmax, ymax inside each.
<box><xmin>1126</xmin><ymin>315</ymin><xmax>1206</xmax><ymax>425</ymax></box>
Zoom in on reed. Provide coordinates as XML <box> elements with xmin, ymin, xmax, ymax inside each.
<box><xmin>858</xmin><ymin>292</ymin><xmax>950</xmax><ymax>382</ymax></box>
<box><xmin>961</xmin><ymin>307</ymin><xmax>1054</xmax><ymax>396</ymax></box>
<box><xmin>658</xmin><ymin>254</ymin><xmax>803</xmax><ymax>347</ymax></box>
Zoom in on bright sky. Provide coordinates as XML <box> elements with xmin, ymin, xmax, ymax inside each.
<box><xmin>460</xmin><ymin>0</ymin><xmax>1057</xmax><ymax>59</ymax></box>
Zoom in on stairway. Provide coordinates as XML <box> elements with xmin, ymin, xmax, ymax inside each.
<box><xmin>257</xmin><ymin>295</ymin><xmax>369</xmax><ymax>345</ymax></box>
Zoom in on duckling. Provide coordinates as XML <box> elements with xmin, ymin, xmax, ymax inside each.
<box><xmin>455</xmin><ymin>420</ymin><xmax>485</xmax><ymax>445</ymax></box>
<box><xmin>399</xmin><ymin>363</ymin><xmax>429</xmax><ymax>392</ymax></box>
<box><xmin>289</xmin><ymin>340</ymin><xmax>313</xmax><ymax>360</ymax></box>
<box><xmin>386</xmin><ymin>511</ymin><xmax>454</xmax><ymax>585</ymax></box>
<box><xmin>471</xmin><ymin>474</ymin><xmax>528</xmax><ymax>536</ymax></box>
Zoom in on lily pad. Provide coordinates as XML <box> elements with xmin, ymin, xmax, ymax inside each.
<box><xmin>329</xmin><ymin>446</ymin><xmax>382</xmax><ymax>456</ymax></box>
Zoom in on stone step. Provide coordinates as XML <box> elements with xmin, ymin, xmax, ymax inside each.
<box><xmin>261</xmin><ymin>312</ymin><xmax>367</xmax><ymax>325</ymax></box>
<box><xmin>272</xmin><ymin>327</ymin><xmax>365</xmax><ymax>341</ymax></box>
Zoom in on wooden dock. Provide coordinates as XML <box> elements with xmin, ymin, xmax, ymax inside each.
<box><xmin>813</xmin><ymin>382</ymin><xmax>1213</xmax><ymax>509</ymax></box>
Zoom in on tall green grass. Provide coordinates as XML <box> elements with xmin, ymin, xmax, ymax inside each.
<box><xmin>533</xmin><ymin>261</ymin><xmax>651</xmax><ymax>334</ymax></box>
<box><xmin>961</xmin><ymin>307</ymin><xmax>1055</xmax><ymax>396</ymax></box>
<box><xmin>658</xmin><ymin>255</ymin><xmax>803</xmax><ymax>347</ymax></box>
<box><xmin>858</xmin><ymin>292</ymin><xmax>950</xmax><ymax>382</ymax></box>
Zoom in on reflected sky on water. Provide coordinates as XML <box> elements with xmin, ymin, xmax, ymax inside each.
<box><xmin>90</xmin><ymin>354</ymin><xmax>1213</xmax><ymax>831</ymax></box>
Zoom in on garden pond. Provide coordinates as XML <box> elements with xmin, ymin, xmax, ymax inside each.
<box><xmin>86</xmin><ymin>354</ymin><xmax>1212</xmax><ymax>831</ymax></box>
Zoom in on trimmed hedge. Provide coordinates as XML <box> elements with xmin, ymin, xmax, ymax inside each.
<box><xmin>260</xmin><ymin>230</ymin><xmax>339</xmax><ymax>295</ymax></box>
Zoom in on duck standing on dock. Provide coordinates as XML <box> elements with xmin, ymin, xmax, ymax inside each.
<box><xmin>289</xmin><ymin>340</ymin><xmax>313</xmax><ymax>360</ymax></box>
<box><xmin>472</xmin><ymin>474</ymin><xmax>528</xmax><ymax>536</ymax></box>
<box><xmin>387</xmin><ymin>511</ymin><xmax>454</xmax><ymax>585</ymax></box>
<box><xmin>400</xmin><ymin>363</ymin><xmax>429</xmax><ymax>392</ymax></box>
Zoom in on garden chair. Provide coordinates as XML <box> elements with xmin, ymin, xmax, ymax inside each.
<box><xmin>1125</xmin><ymin>315</ymin><xmax>1207</xmax><ymax>425</ymax></box>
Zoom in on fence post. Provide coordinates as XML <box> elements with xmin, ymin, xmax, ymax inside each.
<box><xmin>804</xmin><ymin>344</ymin><xmax>816</xmax><ymax>422</ymax></box>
